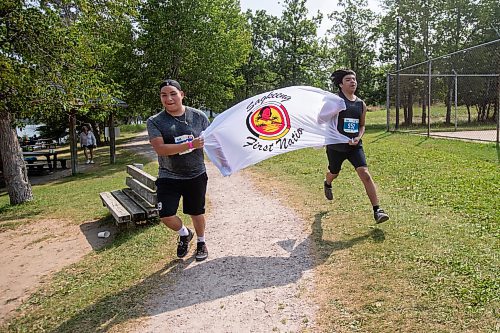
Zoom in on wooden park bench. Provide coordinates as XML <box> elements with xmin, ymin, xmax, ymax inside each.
<box><xmin>99</xmin><ymin>164</ymin><xmax>158</xmax><ymax>225</ymax></box>
<box><xmin>25</xmin><ymin>160</ymin><xmax>51</xmax><ymax>174</ymax></box>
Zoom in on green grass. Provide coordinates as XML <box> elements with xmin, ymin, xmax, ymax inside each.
<box><xmin>1</xmin><ymin>114</ymin><xmax>498</xmax><ymax>332</ymax></box>
<box><xmin>247</xmin><ymin>112</ymin><xmax>499</xmax><ymax>331</ymax></box>
<box><xmin>0</xmin><ymin>125</ymin><xmax>191</xmax><ymax>332</ymax></box>
<box><xmin>119</xmin><ymin>123</ymin><xmax>148</xmax><ymax>133</ymax></box>
<box><xmin>0</xmin><ymin>125</ymin><xmax>149</xmax><ymax>229</ymax></box>
<box><xmin>387</xmin><ymin>104</ymin><xmax>497</xmax><ymax>132</ymax></box>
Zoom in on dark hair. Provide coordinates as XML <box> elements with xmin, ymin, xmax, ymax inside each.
<box><xmin>159</xmin><ymin>79</ymin><xmax>182</xmax><ymax>91</ymax></box>
<box><xmin>330</xmin><ymin>69</ymin><xmax>356</xmax><ymax>89</ymax></box>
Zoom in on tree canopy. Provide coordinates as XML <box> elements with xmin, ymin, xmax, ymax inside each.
<box><xmin>0</xmin><ymin>0</ymin><xmax>498</xmax><ymax>205</ymax></box>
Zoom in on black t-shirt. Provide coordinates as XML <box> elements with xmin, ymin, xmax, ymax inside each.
<box><xmin>329</xmin><ymin>91</ymin><xmax>364</xmax><ymax>152</ymax></box>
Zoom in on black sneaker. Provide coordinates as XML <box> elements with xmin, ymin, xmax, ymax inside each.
<box><xmin>324</xmin><ymin>181</ymin><xmax>333</xmax><ymax>200</ymax></box>
<box><xmin>374</xmin><ymin>209</ymin><xmax>390</xmax><ymax>224</ymax></box>
<box><xmin>177</xmin><ymin>228</ymin><xmax>194</xmax><ymax>258</ymax></box>
<box><xmin>195</xmin><ymin>242</ymin><xmax>208</xmax><ymax>261</ymax></box>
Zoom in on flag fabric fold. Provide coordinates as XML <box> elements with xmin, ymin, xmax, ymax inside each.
<box><xmin>203</xmin><ymin>86</ymin><xmax>350</xmax><ymax>176</ymax></box>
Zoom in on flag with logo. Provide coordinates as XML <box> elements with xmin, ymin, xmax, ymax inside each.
<box><xmin>203</xmin><ymin>86</ymin><xmax>351</xmax><ymax>176</ymax></box>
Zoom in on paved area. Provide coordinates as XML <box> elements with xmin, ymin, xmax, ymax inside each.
<box><xmin>427</xmin><ymin>129</ymin><xmax>497</xmax><ymax>143</ymax></box>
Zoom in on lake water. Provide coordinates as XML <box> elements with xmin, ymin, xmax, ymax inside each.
<box><xmin>17</xmin><ymin>125</ymin><xmax>42</xmax><ymax>138</ymax></box>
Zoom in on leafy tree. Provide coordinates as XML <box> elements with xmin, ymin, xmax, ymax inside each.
<box><xmin>137</xmin><ymin>0</ymin><xmax>251</xmax><ymax>114</ymax></box>
<box><xmin>239</xmin><ymin>9</ymin><xmax>279</xmax><ymax>99</ymax></box>
<box><xmin>1</xmin><ymin>1</ymin><xmax>67</xmax><ymax>204</ymax></box>
<box><xmin>327</xmin><ymin>0</ymin><xmax>380</xmax><ymax>104</ymax></box>
<box><xmin>0</xmin><ymin>0</ymin><xmax>133</xmax><ymax>204</ymax></box>
<box><xmin>475</xmin><ymin>0</ymin><xmax>500</xmax><ymax>44</ymax></box>
<box><xmin>379</xmin><ymin>0</ymin><xmax>499</xmax><ymax>126</ymax></box>
<box><xmin>380</xmin><ymin>0</ymin><xmax>441</xmax><ymax>125</ymax></box>
<box><xmin>273</xmin><ymin>0</ymin><xmax>324</xmax><ymax>87</ymax></box>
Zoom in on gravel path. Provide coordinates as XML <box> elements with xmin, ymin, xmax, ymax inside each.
<box><xmin>125</xmin><ymin>132</ymin><xmax>318</xmax><ymax>332</ymax></box>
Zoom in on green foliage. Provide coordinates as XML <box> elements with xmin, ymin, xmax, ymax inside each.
<box><xmin>238</xmin><ymin>9</ymin><xmax>280</xmax><ymax>99</ymax></box>
<box><xmin>137</xmin><ymin>0</ymin><xmax>251</xmax><ymax>113</ymax></box>
<box><xmin>250</xmin><ymin>115</ymin><xmax>498</xmax><ymax>330</ymax></box>
<box><xmin>327</xmin><ymin>0</ymin><xmax>380</xmax><ymax>103</ymax></box>
<box><xmin>273</xmin><ymin>0</ymin><xmax>325</xmax><ymax>87</ymax></box>
<box><xmin>0</xmin><ymin>0</ymin><xmax>141</xmax><ymax>130</ymax></box>
<box><xmin>119</xmin><ymin>123</ymin><xmax>146</xmax><ymax>133</ymax></box>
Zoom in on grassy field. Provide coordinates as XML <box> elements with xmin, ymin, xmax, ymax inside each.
<box><xmin>0</xmin><ymin>125</ymin><xmax>185</xmax><ymax>332</ymax></box>
<box><xmin>0</xmin><ymin>124</ymin><xmax>150</xmax><ymax>231</ymax></box>
<box><xmin>1</xmin><ymin>113</ymin><xmax>498</xmax><ymax>332</ymax></box>
<box><xmin>249</xmin><ymin>110</ymin><xmax>499</xmax><ymax>332</ymax></box>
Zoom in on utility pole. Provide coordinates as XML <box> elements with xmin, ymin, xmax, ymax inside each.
<box><xmin>395</xmin><ymin>16</ymin><xmax>401</xmax><ymax>130</ymax></box>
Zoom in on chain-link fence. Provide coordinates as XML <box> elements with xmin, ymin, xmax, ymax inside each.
<box><xmin>386</xmin><ymin>39</ymin><xmax>500</xmax><ymax>144</ymax></box>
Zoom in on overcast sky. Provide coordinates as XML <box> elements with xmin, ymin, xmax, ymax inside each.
<box><xmin>240</xmin><ymin>0</ymin><xmax>383</xmax><ymax>36</ymax></box>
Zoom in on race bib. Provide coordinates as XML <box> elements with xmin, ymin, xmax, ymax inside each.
<box><xmin>343</xmin><ymin>118</ymin><xmax>359</xmax><ymax>133</ymax></box>
<box><xmin>175</xmin><ymin>134</ymin><xmax>194</xmax><ymax>155</ymax></box>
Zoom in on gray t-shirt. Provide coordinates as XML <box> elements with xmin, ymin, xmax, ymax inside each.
<box><xmin>147</xmin><ymin>106</ymin><xmax>210</xmax><ymax>179</ymax></box>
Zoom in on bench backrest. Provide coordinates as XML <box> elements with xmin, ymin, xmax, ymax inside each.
<box><xmin>125</xmin><ymin>165</ymin><xmax>157</xmax><ymax>205</ymax></box>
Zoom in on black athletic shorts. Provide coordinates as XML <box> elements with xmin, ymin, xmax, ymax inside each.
<box><xmin>156</xmin><ymin>172</ymin><xmax>208</xmax><ymax>217</ymax></box>
<box><xmin>326</xmin><ymin>145</ymin><xmax>367</xmax><ymax>174</ymax></box>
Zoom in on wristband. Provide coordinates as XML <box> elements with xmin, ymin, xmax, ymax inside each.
<box><xmin>188</xmin><ymin>141</ymin><xmax>194</xmax><ymax>149</ymax></box>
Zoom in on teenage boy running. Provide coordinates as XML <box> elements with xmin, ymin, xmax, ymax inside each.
<box><xmin>323</xmin><ymin>69</ymin><xmax>389</xmax><ymax>223</ymax></box>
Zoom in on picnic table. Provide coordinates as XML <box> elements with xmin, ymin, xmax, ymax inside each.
<box><xmin>23</xmin><ymin>150</ymin><xmax>59</xmax><ymax>172</ymax></box>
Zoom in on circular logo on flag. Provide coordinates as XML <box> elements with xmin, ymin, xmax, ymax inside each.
<box><xmin>246</xmin><ymin>103</ymin><xmax>291</xmax><ymax>140</ymax></box>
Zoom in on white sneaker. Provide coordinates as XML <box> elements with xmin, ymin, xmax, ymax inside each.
<box><xmin>90</xmin><ymin>160</ymin><xmax>95</xmax><ymax>164</ymax></box>
<box><xmin>86</xmin><ymin>160</ymin><xmax>91</xmax><ymax>164</ymax></box>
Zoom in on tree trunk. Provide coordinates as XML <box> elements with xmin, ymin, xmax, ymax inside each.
<box><xmin>0</xmin><ymin>110</ymin><xmax>33</xmax><ymax>205</ymax></box>
<box><xmin>403</xmin><ymin>106</ymin><xmax>407</xmax><ymax>126</ymax></box>
<box><xmin>69</xmin><ymin>110</ymin><xmax>78</xmax><ymax>175</ymax></box>
<box><xmin>494</xmin><ymin>78</ymin><xmax>499</xmax><ymax>122</ymax></box>
<box><xmin>109</xmin><ymin>112</ymin><xmax>116</xmax><ymax>164</ymax></box>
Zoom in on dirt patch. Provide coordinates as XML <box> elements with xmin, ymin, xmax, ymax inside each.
<box><xmin>130</xmin><ymin>163</ymin><xmax>318</xmax><ymax>332</ymax></box>
<box><xmin>0</xmin><ymin>219</ymin><xmax>116</xmax><ymax>322</ymax></box>
<box><xmin>1</xmin><ymin>132</ymin><xmax>319</xmax><ymax>331</ymax></box>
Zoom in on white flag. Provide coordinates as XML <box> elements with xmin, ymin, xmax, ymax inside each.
<box><xmin>203</xmin><ymin>86</ymin><xmax>350</xmax><ymax>176</ymax></box>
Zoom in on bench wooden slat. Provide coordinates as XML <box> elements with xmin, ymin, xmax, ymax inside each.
<box><xmin>100</xmin><ymin>166</ymin><xmax>159</xmax><ymax>225</ymax></box>
<box><xmin>99</xmin><ymin>191</ymin><xmax>131</xmax><ymax>223</ymax></box>
<box><xmin>126</xmin><ymin>165</ymin><xmax>157</xmax><ymax>191</ymax></box>
<box><xmin>111</xmin><ymin>190</ymin><xmax>146</xmax><ymax>222</ymax></box>
<box><xmin>26</xmin><ymin>161</ymin><xmax>49</xmax><ymax>168</ymax></box>
<box><xmin>125</xmin><ymin>177</ymin><xmax>157</xmax><ymax>205</ymax></box>
<box><xmin>122</xmin><ymin>188</ymin><xmax>158</xmax><ymax>219</ymax></box>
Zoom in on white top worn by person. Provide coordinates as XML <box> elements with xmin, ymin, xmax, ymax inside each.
<box><xmin>80</xmin><ymin>125</ymin><xmax>97</xmax><ymax>164</ymax></box>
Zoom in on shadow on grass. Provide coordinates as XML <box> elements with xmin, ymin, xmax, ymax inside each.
<box><xmin>79</xmin><ymin>218</ymin><xmax>161</xmax><ymax>251</ymax></box>
<box><xmin>370</xmin><ymin>131</ymin><xmax>393</xmax><ymax>144</ymax></box>
<box><xmin>312</xmin><ymin>211</ymin><xmax>385</xmax><ymax>261</ymax></box>
<box><xmin>79</xmin><ymin>217</ymin><xmax>120</xmax><ymax>251</ymax></box>
<box><xmin>0</xmin><ymin>201</ymin><xmax>44</xmax><ymax>222</ymax></box>
<box><xmin>0</xmin><ymin>132</ymin><xmax>155</xmax><ymax>227</ymax></box>
<box><xmin>51</xmin><ymin>211</ymin><xmax>385</xmax><ymax>333</ymax></box>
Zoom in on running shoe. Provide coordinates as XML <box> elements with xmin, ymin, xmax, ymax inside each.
<box><xmin>195</xmin><ymin>242</ymin><xmax>208</xmax><ymax>261</ymax></box>
<box><xmin>374</xmin><ymin>209</ymin><xmax>390</xmax><ymax>224</ymax></box>
<box><xmin>324</xmin><ymin>180</ymin><xmax>333</xmax><ymax>200</ymax></box>
<box><xmin>177</xmin><ymin>228</ymin><xmax>194</xmax><ymax>258</ymax></box>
